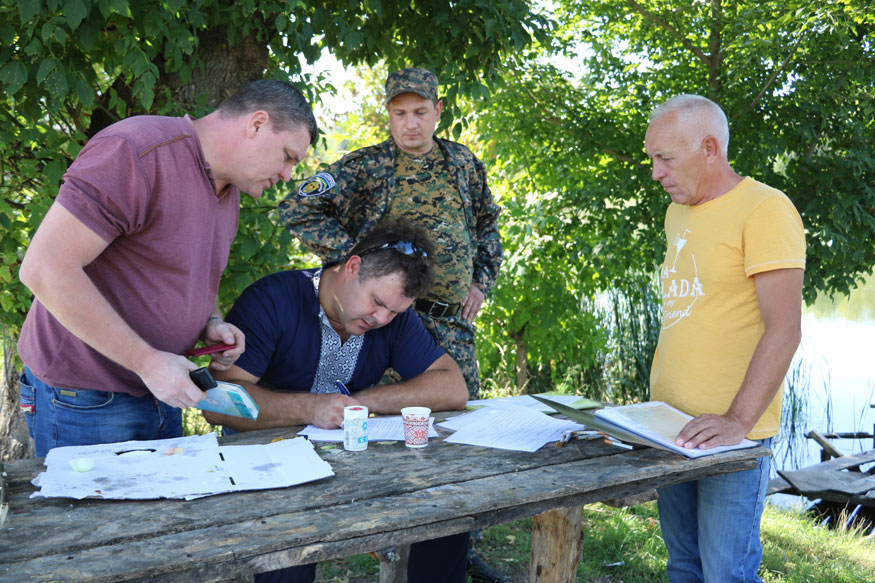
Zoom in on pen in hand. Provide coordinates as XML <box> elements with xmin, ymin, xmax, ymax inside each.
<box><xmin>335</xmin><ymin>380</ymin><xmax>350</xmax><ymax>396</ymax></box>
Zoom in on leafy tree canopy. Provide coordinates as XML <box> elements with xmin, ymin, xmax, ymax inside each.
<box><xmin>481</xmin><ymin>0</ymin><xmax>874</xmax><ymax>304</ymax></box>
<box><xmin>0</xmin><ymin>0</ymin><xmax>550</xmax><ymax>335</ymax></box>
<box><xmin>469</xmin><ymin>0</ymin><xmax>874</xmax><ymax>391</ymax></box>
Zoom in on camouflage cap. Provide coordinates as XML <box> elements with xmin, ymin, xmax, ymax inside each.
<box><xmin>385</xmin><ymin>67</ymin><xmax>439</xmax><ymax>104</ymax></box>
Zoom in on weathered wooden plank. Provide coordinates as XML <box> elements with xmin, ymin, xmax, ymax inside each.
<box><xmin>0</xmin><ymin>448</ymin><xmax>762</xmax><ymax>583</ymax></box>
<box><xmin>0</xmin><ymin>419</ymin><xmax>769</xmax><ymax>583</ymax></box>
<box><xmin>806</xmin><ymin>429</ymin><xmax>845</xmax><ymax>460</ymax></box>
<box><xmin>530</xmin><ymin>507</ymin><xmax>583</xmax><ymax>583</ymax></box>
<box><xmin>778</xmin><ymin>467</ymin><xmax>875</xmax><ymax>496</ymax></box>
<box><xmin>601</xmin><ymin>489</ymin><xmax>657</xmax><ymax>508</ymax></box>
<box><xmin>787</xmin><ymin>448</ymin><xmax>875</xmax><ymax>472</ymax></box>
<box><xmin>770</xmin><ymin>450</ymin><xmax>875</xmax><ymax>501</ymax></box>
<box><xmin>766</xmin><ymin>476</ymin><xmax>792</xmax><ymax>495</ymax></box>
<box><xmin>0</xmin><ymin>438</ymin><xmax>618</xmax><ymax>562</ymax></box>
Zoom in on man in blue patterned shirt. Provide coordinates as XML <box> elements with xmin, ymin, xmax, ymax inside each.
<box><xmin>203</xmin><ymin>220</ymin><xmax>470</xmax><ymax>583</ymax></box>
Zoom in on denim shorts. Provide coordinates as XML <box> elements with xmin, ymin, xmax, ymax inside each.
<box><xmin>19</xmin><ymin>366</ymin><xmax>182</xmax><ymax>457</ymax></box>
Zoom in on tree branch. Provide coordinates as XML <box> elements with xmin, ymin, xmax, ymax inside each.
<box><xmin>625</xmin><ymin>0</ymin><xmax>711</xmax><ymax>66</ymax></box>
<box><xmin>747</xmin><ymin>33</ymin><xmax>804</xmax><ymax>111</ymax></box>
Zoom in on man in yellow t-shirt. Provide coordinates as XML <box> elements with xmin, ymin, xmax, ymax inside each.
<box><xmin>645</xmin><ymin>95</ymin><xmax>805</xmax><ymax>582</ymax></box>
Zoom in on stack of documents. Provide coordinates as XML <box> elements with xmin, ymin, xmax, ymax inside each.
<box><xmin>438</xmin><ymin>406</ymin><xmax>586</xmax><ymax>452</ymax></box>
<box><xmin>466</xmin><ymin>394</ymin><xmax>600</xmax><ymax>412</ymax></box>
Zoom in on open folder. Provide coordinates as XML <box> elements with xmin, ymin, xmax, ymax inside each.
<box><xmin>531</xmin><ymin>395</ymin><xmax>759</xmax><ymax>458</ymax></box>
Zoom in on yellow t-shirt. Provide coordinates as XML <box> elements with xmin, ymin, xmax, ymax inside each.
<box><xmin>650</xmin><ymin>177</ymin><xmax>806</xmax><ymax>439</ymax></box>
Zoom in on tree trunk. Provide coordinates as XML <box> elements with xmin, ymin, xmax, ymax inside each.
<box><xmin>1</xmin><ymin>328</ymin><xmax>33</xmax><ymax>461</ymax></box>
<box><xmin>88</xmin><ymin>26</ymin><xmax>271</xmax><ymax>137</ymax></box>
<box><xmin>161</xmin><ymin>26</ymin><xmax>270</xmax><ymax>111</ymax></box>
<box><xmin>508</xmin><ymin>324</ymin><xmax>528</xmax><ymax>394</ymax></box>
<box><xmin>515</xmin><ymin>339</ymin><xmax>528</xmax><ymax>393</ymax></box>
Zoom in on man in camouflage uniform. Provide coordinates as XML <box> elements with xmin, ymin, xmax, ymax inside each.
<box><xmin>279</xmin><ymin>67</ymin><xmax>506</xmax><ymax>583</ymax></box>
<box><xmin>279</xmin><ymin>67</ymin><xmax>502</xmax><ymax>400</ymax></box>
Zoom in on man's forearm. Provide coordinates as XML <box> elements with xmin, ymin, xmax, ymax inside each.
<box><xmin>279</xmin><ymin>196</ymin><xmax>354</xmax><ymax>261</ymax></box>
<box><xmin>726</xmin><ymin>322</ymin><xmax>801</xmax><ymax>433</ymax></box>
<box><xmin>203</xmin><ymin>380</ymin><xmax>318</xmax><ymax>431</ymax></box>
<box><xmin>727</xmin><ymin>268</ymin><xmax>804</xmax><ymax>432</ymax></box>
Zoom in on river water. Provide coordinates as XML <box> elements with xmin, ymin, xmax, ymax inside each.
<box><xmin>770</xmin><ymin>276</ymin><xmax>875</xmax><ymax>507</ymax></box>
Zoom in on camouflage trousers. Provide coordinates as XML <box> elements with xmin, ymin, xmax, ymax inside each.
<box><xmin>416</xmin><ymin>312</ymin><xmax>480</xmax><ymax>399</ymax></box>
<box><xmin>379</xmin><ymin>313</ymin><xmax>480</xmax><ymax>398</ymax></box>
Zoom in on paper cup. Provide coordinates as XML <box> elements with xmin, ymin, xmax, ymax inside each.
<box><xmin>400</xmin><ymin>406</ymin><xmax>431</xmax><ymax>448</ymax></box>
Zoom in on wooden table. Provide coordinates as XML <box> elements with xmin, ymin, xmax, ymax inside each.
<box><xmin>0</xmin><ymin>420</ymin><xmax>768</xmax><ymax>583</ymax></box>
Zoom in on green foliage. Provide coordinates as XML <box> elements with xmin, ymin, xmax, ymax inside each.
<box><xmin>0</xmin><ymin>0</ymin><xmax>548</xmax><ymax>352</ymax></box>
<box><xmin>476</xmin><ymin>188</ymin><xmax>612</xmax><ymax>395</ymax></box>
<box><xmin>470</xmin><ymin>0</ymin><xmax>874</xmax><ymax>393</ymax></box>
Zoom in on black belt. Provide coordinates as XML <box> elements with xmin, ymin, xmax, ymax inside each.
<box><xmin>414</xmin><ymin>299</ymin><xmax>461</xmax><ymax>318</ymax></box>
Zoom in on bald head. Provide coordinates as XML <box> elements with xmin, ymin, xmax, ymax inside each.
<box><xmin>649</xmin><ymin>95</ymin><xmax>730</xmax><ymax>156</ymax></box>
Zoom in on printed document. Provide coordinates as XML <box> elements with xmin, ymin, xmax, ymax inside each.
<box><xmin>466</xmin><ymin>394</ymin><xmax>600</xmax><ymax>412</ymax></box>
<box><xmin>438</xmin><ymin>406</ymin><xmax>585</xmax><ymax>452</ymax></box>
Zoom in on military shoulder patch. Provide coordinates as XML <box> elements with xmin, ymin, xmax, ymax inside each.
<box><xmin>298</xmin><ymin>172</ymin><xmax>336</xmax><ymax>197</ymax></box>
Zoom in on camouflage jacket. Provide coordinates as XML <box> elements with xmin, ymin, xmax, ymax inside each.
<box><xmin>279</xmin><ymin>137</ymin><xmax>502</xmax><ymax>296</ymax></box>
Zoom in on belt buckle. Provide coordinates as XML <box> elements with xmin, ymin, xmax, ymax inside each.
<box><xmin>428</xmin><ymin>301</ymin><xmax>450</xmax><ymax>318</ymax></box>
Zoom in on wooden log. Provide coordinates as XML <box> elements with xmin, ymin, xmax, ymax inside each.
<box><xmin>529</xmin><ymin>506</ymin><xmax>583</xmax><ymax>583</ymax></box>
<box><xmin>378</xmin><ymin>544</ymin><xmax>409</xmax><ymax>583</ymax></box>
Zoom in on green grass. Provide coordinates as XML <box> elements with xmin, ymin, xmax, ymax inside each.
<box><xmin>311</xmin><ymin>503</ymin><xmax>873</xmax><ymax>583</ymax></box>
<box><xmin>760</xmin><ymin>505</ymin><xmax>874</xmax><ymax>583</ymax></box>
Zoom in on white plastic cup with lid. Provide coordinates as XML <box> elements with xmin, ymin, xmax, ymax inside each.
<box><xmin>343</xmin><ymin>405</ymin><xmax>368</xmax><ymax>451</ymax></box>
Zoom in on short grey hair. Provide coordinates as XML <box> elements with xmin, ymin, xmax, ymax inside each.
<box><xmin>649</xmin><ymin>94</ymin><xmax>730</xmax><ymax>154</ymax></box>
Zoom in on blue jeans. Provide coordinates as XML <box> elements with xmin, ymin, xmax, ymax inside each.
<box><xmin>19</xmin><ymin>366</ymin><xmax>182</xmax><ymax>457</ymax></box>
<box><xmin>656</xmin><ymin>439</ymin><xmax>772</xmax><ymax>583</ymax></box>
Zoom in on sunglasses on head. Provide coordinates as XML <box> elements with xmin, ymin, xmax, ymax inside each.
<box><xmin>358</xmin><ymin>240</ymin><xmax>428</xmax><ymax>260</ymax></box>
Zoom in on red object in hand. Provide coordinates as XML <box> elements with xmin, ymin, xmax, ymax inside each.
<box><xmin>185</xmin><ymin>343</ymin><xmax>236</xmax><ymax>357</ymax></box>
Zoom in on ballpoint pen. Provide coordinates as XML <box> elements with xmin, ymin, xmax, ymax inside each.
<box><xmin>335</xmin><ymin>380</ymin><xmax>351</xmax><ymax>395</ymax></box>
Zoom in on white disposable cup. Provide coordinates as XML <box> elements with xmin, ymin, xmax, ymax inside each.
<box><xmin>343</xmin><ymin>405</ymin><xmax>368</xmax><ymax>451</ymax></box>
<box><xmin>400</xmin><ymin>406</ymin><xmax>431</xmax><ymax>448</ymax></box>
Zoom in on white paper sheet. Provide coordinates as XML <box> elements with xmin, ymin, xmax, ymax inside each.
<box><xmin>219</xmin><ymin>438</ymin><xmax>335</xmax><ymax>491</ymax></box>
<box><xmin>466</xmin><ymin>394</ymin><xmax>600</xmax><ymax>412</ymax></box>
<box><xmin>297</xmin><ymin>416</ymin><xmax>438</xmax><ymax>442</ymax></box>
<box><xmin>31</xmin><ymin>433</ymin><xmax>334</xmax><ymax>500</ymax></box>
<box><xmin>438</xmin><ymin>406</ymin><xmax>586</xmax><ymax>452</ymax></box>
